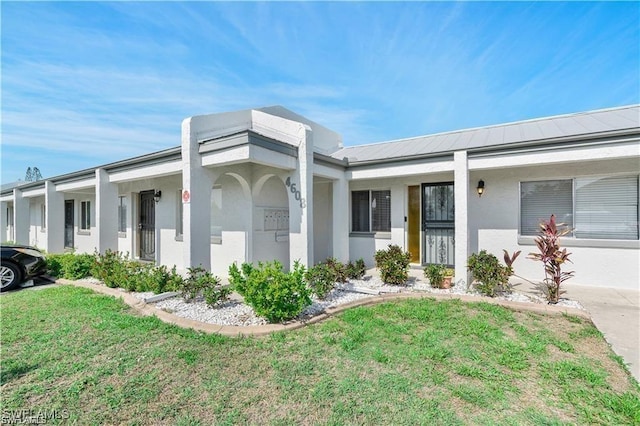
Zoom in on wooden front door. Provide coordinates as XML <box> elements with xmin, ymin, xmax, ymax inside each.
<box><xmin>407</xmin><ymin>185</ymin><xmax>421</xmax><ymax>263</ymax></box>
<box><xmin>64</xmin><ymin>200</ymin><xmax>74</xmax><ymax>249</ymax></box>
<box><xmin>139</xmin><ymin>191</ymin><xmax>155</xmax><ymax>261</ymax></box>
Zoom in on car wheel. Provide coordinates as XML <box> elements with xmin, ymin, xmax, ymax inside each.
<box><xmin>0</xmin><ymin>262</ymin><xmax>22</xmax><ymax>292</ymax></box>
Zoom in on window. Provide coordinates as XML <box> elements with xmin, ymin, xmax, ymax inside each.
<box><xmin>41</xmin><ymin>204</ymin><xmax>46</xmax><ymax>230</ymax></box>
<box><xmin>176</xmin><ymin>190</ymin><xmax>183</xmax><ymax>238</ymax></box>
<box><xmin>520</xmin><ymin>180</ymin><xmax>572</xmax><ymax>236</ymax></box>
<box><xmin>351</xmin><ymin>190</ymin><xmax>391</xmax><ymax>233</ymax></box>
<box><xmin>520</xmin><ymin>175</ymin><xmax>639</xmax><ymax>240</ymax></box>
<box><xmin>211</xmin><ymin>185</ymin><xmax>222</xmax><ymax>242</ymax></box>
<box><xmin>118</xmin><ymin>196</ymin><xmax>127</xmax><ymax>234</ymax></box>
<box><xmin>575</xmin><ymin>175</ymin><xmax>638</xmax><ymax>240</ymax></box>
<box><xmin>80</xmin><ymin>201</ymin><xmax>91</xmax><ymax>231</ymax></box>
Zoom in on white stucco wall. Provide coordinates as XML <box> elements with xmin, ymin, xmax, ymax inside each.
<box><xmin>252</xmin><ymin>175</ymin><xmax>290</xmax><ymax>267</ymax></box>
<box><xmin>210</xmin><ymin>174</ymin><xmax>251</xmax><ymax>278</ymax></box>
<box><xmin>117</xmin><ymin>176</ymin><xmax>184</xmax><ymax>268</ymax></box>
<box><xmin>28</xmin><ymin>197</ymin><xmax>46</xmax><ymax>250</ymax></box>
<box><xmin>63</xmin><ymin>194</ymin><xmax>98</xmax><ymax>254</ymax></box>
<box><xmin>313</xmin><ymin>181</ymin><xmax>332</xmax><ymax>264</ymax></box>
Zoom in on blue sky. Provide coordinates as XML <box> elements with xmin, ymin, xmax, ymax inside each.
<box><xmin>2</xmin><ymin>2</ymin><xmax>638</xmax><ymax>183</ymax></box>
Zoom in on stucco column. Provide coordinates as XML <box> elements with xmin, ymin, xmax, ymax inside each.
<box><xmin>332</xmin><ymin>177</ymin><xmax>349</xmax><ymax>262</ymax></box>
<box><xmin>0</xmin><ymin>201</ymin><xmax>7</xmax><ymax>242</ymax></box>
<box><xmin>45</xmin><ymin>181</ymin><xmax>65</xmax><ymax>253</ymax></box>
<box><xmin>182</xmin><ymin>117</ymin><xmax>213</xmax><ymax>271</ymax></box>
<box><xmin>12</xmin><ymin>189</ymin><xmax>29</xmax><ymax>244</ymax></box>
<box><xmin>288</xmin><ymin>124</ymin><xmax>314</xmax><ymax>268</ymax></box>
<box><xmin>95</xmin><ymin>169</ymin><xmax>119</xmax><ymax>254</ymax></box>
<box><xmin>454</xmin><ymin>151</ymin><xmax>470</xmax><ymax>286</ymax></box>
<box><xmin>390</xmin><ymin>184</ymin><xmax>405</xmax><ymax>247</ymax></box>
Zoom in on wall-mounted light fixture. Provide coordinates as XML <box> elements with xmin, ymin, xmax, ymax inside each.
<box><xmin>477</xmin><ymin>180</ymin><xmax>485</xmax><ymax>197</ymax></box>
<box><xmin>154</xmin><ymin>190</ymin><xmax>162</xmax><ymax>203</ymax></box>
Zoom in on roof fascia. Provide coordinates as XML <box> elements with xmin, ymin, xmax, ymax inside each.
<box><xmin>344</xmin><ymin>129</ymin><xmax>640</xmax><ymax>168</ymax></box>
<box><xmin>199</xmin><ymin>130</ymin><xmax>298</xmax><ymax>158</ymax></box>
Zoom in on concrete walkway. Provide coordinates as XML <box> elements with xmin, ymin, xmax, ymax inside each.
<box><xmin>566</xmin><ymin>284</ymin><xmax>639</xmax><ymax>381</ymax></box>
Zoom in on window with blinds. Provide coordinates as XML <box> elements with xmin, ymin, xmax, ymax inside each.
<box><xmin>80</xmin><ymin>201</ymin><xmax>91</xmax><ymax>230</ymax></box>
<box><xmin>351</xmin><ymin>190</ymin><xmax>391</xmax><ymax>233</ymax></box>
<box><xmin>118</xmin><ymin>196</ymin><xmax>127</xmax><ymax>233</ymax></box>
<box><xmin>575</xmin><ymin>175</ymin><xmax>638</xmax><ymax>240</ymax></box>
<box><xmin>371</xmin><ymin>190</ymin><xmax>391</xmax><ymax>232</ymax></box>
<box><xmin>351</xmin><ymin>191</ymin><xmax>370</xmax><ymax>232</ymax></box>
<box><xmin>520</xmin><ymin>180</ymin><xmax>573</xmax><ymax>236</ymax></box>
<box><xmin>41</xmin><ymin>204</ymin><xmax>46</xmax><ymax>230</ymax></box>
<box><xmin>520</xmin><ymin>176</ymin><xmax>639</xmax><ymax>240</ymax></box>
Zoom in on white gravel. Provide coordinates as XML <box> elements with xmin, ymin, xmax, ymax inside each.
<box><xmin>151</xmin><ymin>288</ymin><xmax>375</xmax><ymax>327</ymax></box>
<box><xmin>84</xmin><ymin>271</ymin><xmax>584</xmax><ymax>326</ymax></box>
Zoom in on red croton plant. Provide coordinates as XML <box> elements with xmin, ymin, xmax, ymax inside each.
<box><xmin>528</xmin><ymin>214</ymin><xmax>575</xmax><ymax>304</ymax></box>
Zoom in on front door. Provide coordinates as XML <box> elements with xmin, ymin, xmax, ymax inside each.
<box><xmin>422</xmin><ymin>183</ymin><xmax>455</xmax><ymax>266</ymax></box>
<box><xmin>64</xmin><ymin>200</ymin><xmax>74</xmax><ymax>249</ymax></box>
<box><xmin>139</xmin><ymin>191</ymin><xmax>155</xmax><ymax>261</ymax></box>
<box><xmin>407</xmin><ymin>185</ymin><xmax>421</xmax><ymax>263</ymax></box>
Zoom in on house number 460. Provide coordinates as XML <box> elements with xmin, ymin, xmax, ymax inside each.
<box><xmin>285</xmin><ymin>177</ymin><xmax>307</xmax><ymax>209</ymax></box>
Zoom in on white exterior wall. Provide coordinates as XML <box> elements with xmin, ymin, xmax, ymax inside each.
<box><xmin>156</xmin><ymin>185</ymin><xmax>184</xmax><ymax>270</ymax></box>
<box><xmin>252</xmin><ymin>175</ymin><xmax>290</xmax><ymax>267</ymax></box>
<box><xmin>116</xmin><ymin>175</ymin><xmax>183</xmax><ymax>267</ymax></box>
<box><xmin>313</xmin><ymin>181</ymin><xmax>332</xmax><ymax>264</ymax></box>
<box><xmin>13</xmin><ymin>189</ymin><xmax>29</xmax><ymax>245</ymax></box>
<box><xmin>469</xmin><ymin>157</ymin><xmax>639</xmax><ymax>290</ymax></box>
<box><xmin>64</xmin><ymin>193</ymin><xmax>98</xmax><ymax>254</ymax></box>
<box><xmin>28</xmin><ymin>197</ymin><xmax>46</xmax><ymax>250</ymax></box>
<box><xmin>45</xmin><ymin>181</ymin><xmax>64</xmax><ymax>254</ymax></box>
<box><xmin>210</xmin><ymin>173</ymin><xmax>251</xmax><ymax>278</ymax></box>
<box><xmin>95</xmin><ymin>169</ymin><xmax>118</xmax><ymax>254</ymax></box>
<box><xmin>0</xmin><ymin>201</ymin><xmax>8</xmax><ymax>242</ymax></box>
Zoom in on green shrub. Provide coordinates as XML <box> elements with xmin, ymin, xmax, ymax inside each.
<box><xmin>325</xmin><ymin>257</ymin><xmax>349</xmax><ymax>283</ymax></box>
<box><xmin>229</xmin><ymin>261</ymin><xmax>311</xmax><ymax>323</ymax></box>
<box><xmin>346</xmin><ymin>258</ymin><xmax>366</xmax><ymax>280</ymax></box>
<box><xmin>47</xmin><ymin>252</ymin><xmax>95</xmax><ymax>280</ymax></box>
<box><xmin>46</xmin><ymin>253</ymin><xmax>65</xmax><ymax>278</ymax></box>
<box><xmin>153</xmin><ymin>265</ymin><xmax>183</xmax><ymax>294</ymax></box>
<box><xmin>92</xmin><ymin>250</ymin><xmax>184</xmax><ymax>293</ymax></box>
<box><xmin>179</xmin><ymin>266</ymin><xmax>228</xmax><ymax>308</ymax></box>
<box><xmin>305</xmin><ymin>263</ymin><xmax>337</xmax><ymax>300</ymax></box>
<box><xmin>467</xmin><ymin>250</ymin><xmax>515</xmax><ymax>297</ymax></box>
<box><xmin>92</xmin><ymin>249</ymin><xmax>129</xmax><ymax>288</ymax></box>
<box><xmin>424</xmin><ymin>264</ymin><xmax>446</xmax><ymax>288</ymax></box>
<box><xmin>374</xmin><ymin>245</ymin><xmax>411</xmax><ymax>285</ymax></box>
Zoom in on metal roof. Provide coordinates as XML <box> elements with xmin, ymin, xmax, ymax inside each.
<box><xmin>331</xmin><ymin>105</ymin><xmax>640</xmax><ymax>164</ymax></box>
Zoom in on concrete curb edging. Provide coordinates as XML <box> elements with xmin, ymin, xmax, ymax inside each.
<box><xmin>59</xmin><ymin>279</ymin><xmax>592</xmax><ymax>337</ymax></box>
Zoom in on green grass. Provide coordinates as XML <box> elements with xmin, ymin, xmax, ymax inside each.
<box><xmin>1</xmin><ymin>286</ymin><xmax>639</xmax><ymax>425</ymax></box>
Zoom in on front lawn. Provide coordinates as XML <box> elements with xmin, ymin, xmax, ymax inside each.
<box><xmin>1</xmin><ymin>286</ymin><xmax>638</xmax><ymax>425</ymax></box>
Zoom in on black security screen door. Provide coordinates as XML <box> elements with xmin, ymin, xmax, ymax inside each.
<box><xmin>64</xmin><ymin>200</ymin><xmax>74</xmax><ymax>249</ymax></box>
<box><xmin>422</xmin><ymin>183</ymin><xmax>455</xmax><ymax>266</ymax></box>
<box><xmin>139</xmin><ymin>191</ymin><xmax>155</xmax><ymax>261</ymax></box>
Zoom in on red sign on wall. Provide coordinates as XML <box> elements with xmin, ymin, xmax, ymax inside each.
<box><xmin>182</xmin><ymin>190</ymin><xmax>190</xmax><ymax>203</ymax></box>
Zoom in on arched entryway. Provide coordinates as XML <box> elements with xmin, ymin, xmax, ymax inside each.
<box><xmin>252</xmin><ymin>174</ymin><xmax>290</xmax><ymax>268</ymax></box>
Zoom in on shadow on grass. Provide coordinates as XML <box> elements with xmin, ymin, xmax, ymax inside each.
<box><xmin>0</xmin><ymin>361</ymin><xmax>39</xmax><ymax>385</ymax></box>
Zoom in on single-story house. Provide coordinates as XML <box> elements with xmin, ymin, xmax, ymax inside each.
<box><xmin>2</xmin><ymin>105</ymin><xmax>638</xmax><ymax>290</ymax></box>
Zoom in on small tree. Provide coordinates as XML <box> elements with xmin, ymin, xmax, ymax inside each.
<box><xmin>528</xmin><ymin>215</ymin><xmax>574</xmax><ymax>304</ymax></box>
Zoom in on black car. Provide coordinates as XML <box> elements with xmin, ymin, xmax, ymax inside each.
<box><xmin>1</xmin><ymin>244</ymin><xmax>48</xmax><ymax>292</ymax></box>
